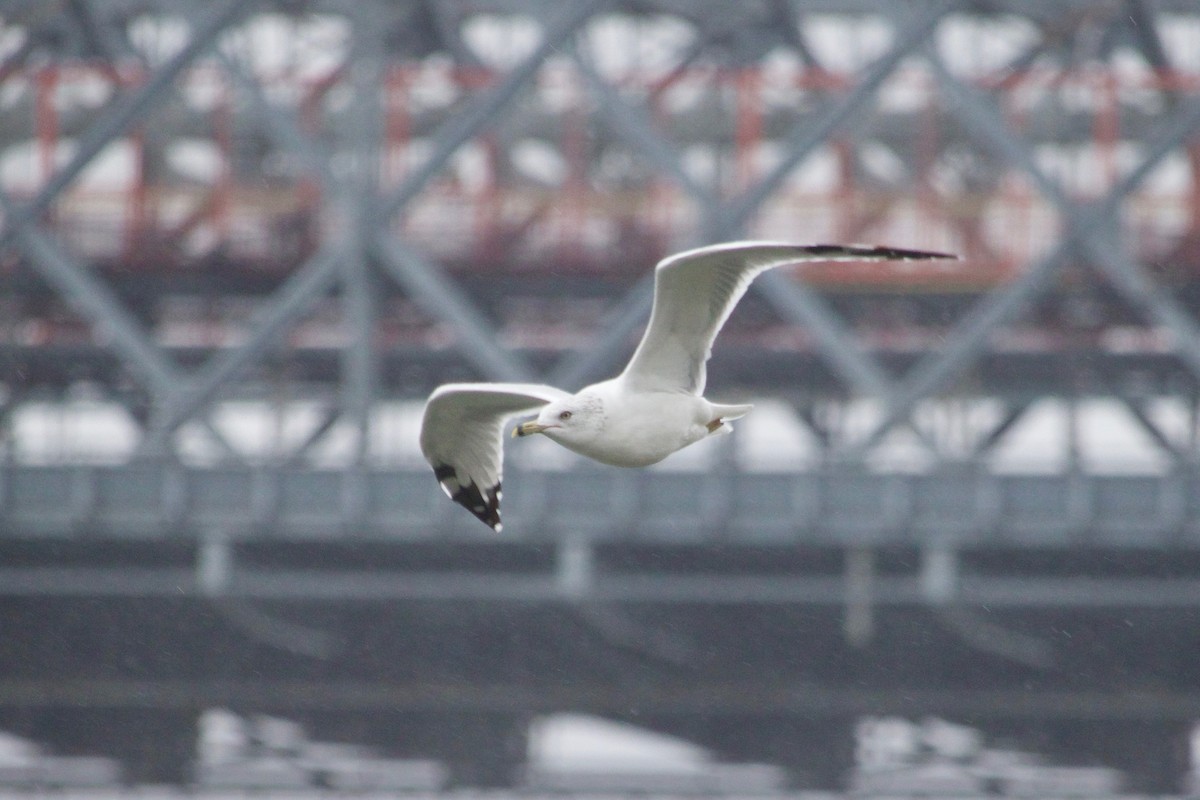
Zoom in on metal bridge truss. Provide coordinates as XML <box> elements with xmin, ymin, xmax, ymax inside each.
<box><xmin>1</xmin><ymin>1</ymin><xmax>1200</xmax><ymax>588</ymax></box>
<box><xmin>7</xmin><ymin>2</ymin><xmax>1200</xmax><ymax>790</ymax></box>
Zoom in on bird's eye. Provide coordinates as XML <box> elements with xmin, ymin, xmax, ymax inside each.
<box><xmin>559</xmin><ymin>411</ymin><xmax>573</xmax><ymax>421</ymax></box>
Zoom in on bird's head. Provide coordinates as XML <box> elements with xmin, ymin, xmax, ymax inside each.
<box><xmin>512</xmin><ymin>393</ymin><xmax>605</xmax><ymax>446</ymax></box>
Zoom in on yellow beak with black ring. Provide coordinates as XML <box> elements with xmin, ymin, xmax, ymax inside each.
<box><xmin>513</xmin><ymin>421</ymin><xmax>550</xmax><ymax>438</ymax></box>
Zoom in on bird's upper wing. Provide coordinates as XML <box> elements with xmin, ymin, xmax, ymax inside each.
<box><xmin>419</xmin><ymin>382</ymin><xmax>570</xmax><ymax>532</ymax></box>
<box><xmin>620</xmin><ymin>241</ymin><xmax>956</xmax><ymax>394</ymax></box>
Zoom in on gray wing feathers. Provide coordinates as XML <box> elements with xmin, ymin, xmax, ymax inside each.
<box><xmin>620</xmin><ymin>241</ymin><xmax>954</xmax><ymax>394</ymax></box>
<box><xmin>619</xmin><ymin>243</ymin><xmax>813</xmax><ymax>394</ymax></box>
<box><xmin>419</xmin><ymin>383</ymin><xmax>568</xmax><ymax>531</ymax></box>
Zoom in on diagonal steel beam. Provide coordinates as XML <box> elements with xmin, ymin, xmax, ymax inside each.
<box><xmin>218</xmin><ymin>48</ymin><xmax>534</xmax><ymax>386</ymax></box>
<box><xmin>0</xmin><ymin>30</ymin><xmax>38</xmax><ymax>85</ymax></box>
<box><xmin>0</xmin><ymin>0</ymin><xmax>250</xmax><ymax>251</ymax></box>
<box><xmin>373</xmin><ymin>0</ymin><xmax>610</xmax><ymax>225</ymax></box>
<box><xmin>1079</xmin><ymin>224</ymin><xmax>1200</xmax><ymax>382</ymax></box>
<box><xmin>929</xmin><ymin>56</ymin><xmax>1200</xmax><ymax>382</ymax></box>
<box><xmin>1123</xmin><ymin>0</ymin><xmax>1172</xmax><ymax>75</ymax></box>
<box><xmin>138</xmin><ymin>239</ymin><xmax>350</xmax><ymax>456</ymax></box>
<box><xmin>214</xmin><ymin>51</ymin><xmax>337</xmax><ymax>188</ymax></box>
<box><xmin>65</xmin><ymin>0</ymin><xmax>133</xmax><ymax>67</ymax></box>
<box><xmin>929</xmin><ymin>49</ymin><xmax>1200</xmax><ymax>218</ymax></box>
<box><xmin>1120</xmin><ymin>397</ymin><xmax>1191</xmax><ymax>466</ymax></box>
<box><xmin>0</xmin><ymin>193</ymin><xmax>175</xmax><ymax>392</ymax></box>
<box><xmin>845</xmin><ymin>244</ymin><xmax>1073</xmax><ymax>458</ymax></box>
<box><xmin>756</xmin><ymin>270</ymin><xmax>898</xmax><ymax>398</ymax></box>
<box><xmin>371</xmin><ymin>234</ymin><xmax>534</xmax><ymax>381</ymax></box>
<box><xmin>714</xmin><ymin>0</ymin><xmax>957</xmax><ymax>237</ymax></box>
<box><xmin>971</xmin><ymin>400</ymin><xmax>1035</xmax><ymax>457</ymax></box>
<box><xmin>282</xmin><ymin>405</ymin><xmax>340</xmax><ymax>467</ymax></box>
<box><xmin>1082</xmin><ymin>208</ymin><xmax>1200</xmax><ymax>330</ymax></box>
<box><xmin>366</xmin><ymin>1</ymin><xmax>611</xmax><ymax>383</ymax></box>
<box><xmin>0</xmin><ymin>191</ymin><xmax>244</xmax><ymax>460</ymax></box>
<box><xmin>846</xmin><ymin>54</ymin><xmax>1200</xmax><ymax>455</ymax></box>
<box><xmin>772</xmin><ymin>0</ymin><xmax>823</xmax><ymax>71</ymax></box>
<box><xmin>546</xmin><ymin>268</ymin><xmax>653</xmax><ymax>390</ymax></box>
<box><xmin>572</xmin><ymin>53</ymin><xmax>713</xmax><ymax>204</ymax></box>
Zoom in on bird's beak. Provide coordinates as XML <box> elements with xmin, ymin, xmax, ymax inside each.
<box><xmin>513</xmin><ymin>421</ymin><xmax>549</xmax><ymax>438</ymax></box>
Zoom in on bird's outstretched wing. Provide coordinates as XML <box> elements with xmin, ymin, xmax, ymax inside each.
<box><xmin>419</xmin><ymin>382</ymin><xmax>569</xmax><ymax>531</ymax></box>
<box><xmin>620</xmin><ymin>241</ymin><xmax>956</xmax><ymax>394</ymax></box>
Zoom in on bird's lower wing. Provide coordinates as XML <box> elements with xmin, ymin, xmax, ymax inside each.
<box><xmin>419</xmin><ymin>382</ymin><xmax>569</xmax><ymax>531</ymax></box>
<box><xmin>620</xmin><ymin>241</ymin><xmax>956</xmax><ymax>394</ymax></box>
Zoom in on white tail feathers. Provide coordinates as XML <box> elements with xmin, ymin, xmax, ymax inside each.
<box><xmin>706</xmin><ymin>402</ymin><xmax>754</xmax><ymax>435</ymax></box>
<box><xmin>711</xmin><ymin>402</ymin><xmax>754</xmax><ymax>421</ymax></box>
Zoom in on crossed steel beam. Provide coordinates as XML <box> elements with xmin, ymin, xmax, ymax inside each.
<box><xmin>3</xmin><ymin>0</ymin><xmax>598</xmax><ymax>460</ymax></box>
<box><xmin>0</xmin><ymin>0</ymin><xmax>247</xmax><ymax>256</ymax></box>
<box><xmin>136</xmin><ymin>0</ymin><xmax>607</xmax><ymax>457</ymax></box>
<box><xmin>844</xmin><ymin>47</ymin><xmax>1200</xmax><ymax>456</ymax></box>
<box><xmin>0</xmin><ymin>0</ymin><xmax>252</xmax><ymax>459</ymax></box>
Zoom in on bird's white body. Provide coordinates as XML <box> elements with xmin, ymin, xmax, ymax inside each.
<box><xmin>419</xmin><ymin>240</ymin><xmax>955</xmax><ymax>531</ymax></box>
<box><xmin>537</xmin><ymin>378</ymin><xmax>731</xmax><ymax>467</ymax></box>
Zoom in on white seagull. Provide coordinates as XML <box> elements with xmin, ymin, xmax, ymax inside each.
<box><xmin>419</xmin><ymin>241</ymin><xmax>955</xmax><ymax>530</ymax></box>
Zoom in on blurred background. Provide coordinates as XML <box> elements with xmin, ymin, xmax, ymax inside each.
<box><xmin>1</xmin><ymin>0</ymin><xmax>1200</xmax><ymax>796</ymax></box>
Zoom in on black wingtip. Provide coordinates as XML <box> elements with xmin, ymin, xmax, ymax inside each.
<box><xmin>804</xmin><ymin>244</ymin><xmax>958</xmax><ymax>260</ymax></box>
<box><xmin>433</xmin><ymin>465</ymin><xmax>503</xmax><ymax>532</ymax></box>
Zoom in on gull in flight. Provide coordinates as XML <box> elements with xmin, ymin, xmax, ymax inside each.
<box><xmin>419</xmin><ymin>241</ymin><xmax>955</xmax><ymax>530</ymax></box>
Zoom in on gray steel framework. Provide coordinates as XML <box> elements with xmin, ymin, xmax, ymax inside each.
<box><xmin>0</xmin><ymin>2</ymin><xmax>1199</xmax><ymax>551</ymax></box>
<box><xmin>7</xmin><ymin>4</ymin><xmax>1200</xmax><ymax>790</ymax></box>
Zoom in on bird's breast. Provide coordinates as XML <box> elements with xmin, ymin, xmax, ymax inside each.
<box><xmin>556</xmin><ymin>390</ymin><xmax>706</xmax><ymax>467</ymax></box>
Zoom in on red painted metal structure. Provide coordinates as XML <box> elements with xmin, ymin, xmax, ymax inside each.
<box><xmin>6</xmin><ymin>63</ymin><xmax>1200</xmax><ymax>289</ymax></box>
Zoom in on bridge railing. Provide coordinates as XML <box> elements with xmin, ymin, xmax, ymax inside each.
<box><xmin>1</xmin><ymin>462</ymin><xmax>1196</xmax><ymax>548</ymax></box>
